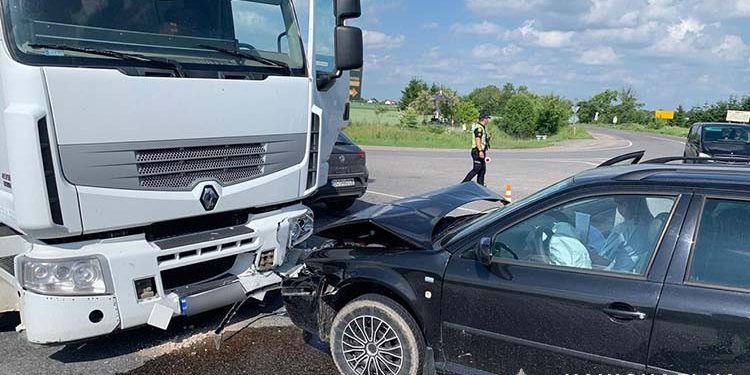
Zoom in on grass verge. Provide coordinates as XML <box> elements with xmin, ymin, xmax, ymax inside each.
<box><xmin>343</xmin><ymin>122</ymin><xmax>592</xmax><ymax>150</ymax></box>
<box><xmin>593</xmin><ymin>123</ymin><xmax>689</xmax><ymax>138</ymax></box>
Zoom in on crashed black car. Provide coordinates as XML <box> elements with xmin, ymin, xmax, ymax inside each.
<box><xmin>283</xmin><ymin>154</ymin><xmax>750</xmax><ymax>375</ymax></box>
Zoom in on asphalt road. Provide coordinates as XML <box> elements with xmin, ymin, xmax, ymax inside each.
<box><xmin>0</xmin><ymin>126</ymin><xmax>686</xmax><ymax>375</ymax></box>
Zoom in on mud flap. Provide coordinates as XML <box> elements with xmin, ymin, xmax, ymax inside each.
<box><xmin>423</xmin><ymin>347</ymin><xmax>437</xmax><ymax>375</ymax></box>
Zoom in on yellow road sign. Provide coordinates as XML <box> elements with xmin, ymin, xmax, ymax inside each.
<box><xmin>655</xmin><ymin>110</ymin><xmax>675</xmax><ymax>120</ymax></box>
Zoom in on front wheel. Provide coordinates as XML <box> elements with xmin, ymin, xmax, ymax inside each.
<box><xmin>330</xmin><ymin>294</ymin><xmax>425</xmax><ymax>375</ymax></box>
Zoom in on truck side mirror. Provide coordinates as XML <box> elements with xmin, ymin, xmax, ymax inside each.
<box><xmin>335</xmin><ymin>26</ymin><xmax>363</xmax><ymax>71</ymax></box>
<box><xmin>336</xmin><ymin>0</ymin><xmax>361</xmax><ymax>25</ymax></box>
<box><xmin>476</xmin><ymin>237</ymin><xmax>493</xmax><ymax>267</ymax></box>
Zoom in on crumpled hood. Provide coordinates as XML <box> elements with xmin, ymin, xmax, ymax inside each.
<box><xmin>316</xmin><ymin>182</ymin><xmax>506</xmax><ymax>249</ymax></box>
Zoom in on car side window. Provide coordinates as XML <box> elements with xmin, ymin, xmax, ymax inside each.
<box><xmin>688</xmin><ymin>199</ymin><xmax>750</xmax><ymax>290</ymax></box>
<box><xmin>492</xmin><ymin>195</ymin><xmax>677</xmax><ymax>275</ymax></box>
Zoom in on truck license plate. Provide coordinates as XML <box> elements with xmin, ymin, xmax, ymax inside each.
<box><xmin>331</xmin><ymin>179</ymin><xmax>356</xmax><ymax>188</ymax></box>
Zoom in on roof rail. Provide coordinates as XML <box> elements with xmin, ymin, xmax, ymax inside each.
<box><xmin>597</xmin><ymin>151</ymin><xmax>645</xmax><ymax>168</ymax></box>
<box><xmin>643</xmin><ymin>156</ymin><xmax>750</xmax><ymax>165</ymax></box>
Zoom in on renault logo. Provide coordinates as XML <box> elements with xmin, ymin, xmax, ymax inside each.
<box><xmin>338</xmin><ymin>155</ymin><xmax>346</xmax><ymax>163</ymax></box>
<box><xmin>200</xmin><ymin>186</ymin><xmax>220</xmax><ymax>211</ymax></box>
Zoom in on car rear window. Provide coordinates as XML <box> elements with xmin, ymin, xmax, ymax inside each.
<box><xmin>688</xmin><ymin>198</ymin><xmax>750</xmax><ymax>290</ymax></box>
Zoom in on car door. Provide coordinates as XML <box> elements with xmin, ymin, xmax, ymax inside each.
<box><xmin>439</xmin><ymin>189</ymin><xmax>690</xmax><ymax>375</ymax></box>
<box><xmin>685</xmin><ymin>125</ymin><xmax>700</xmax><ymax>157</ymax></box>
<box><xmin>648</xmin><ymin>193</ymin><xmax>750</xmax><ymax>374</ymax></box>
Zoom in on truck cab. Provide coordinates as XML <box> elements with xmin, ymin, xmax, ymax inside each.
<box><xmin>0</xmin><ymin>0</ymin><xmax>362</xmax><ymax>344</ymax></box>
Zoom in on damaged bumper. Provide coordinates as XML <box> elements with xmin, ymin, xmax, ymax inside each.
<box><xmin>17</xmin><ymin>205</ymin><xmax>312</xmax><ymax>344</ymax></box>
<box><xmin>281</xmin><ymin>266</ymin><xmax>328</xmax><ymax>337</ymax></box>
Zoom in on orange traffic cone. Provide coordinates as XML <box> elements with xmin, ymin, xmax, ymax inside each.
<box><xmin>504</xmin><ymin>184</ymin><xmax>513</xmax><ymax>203</ymax></box>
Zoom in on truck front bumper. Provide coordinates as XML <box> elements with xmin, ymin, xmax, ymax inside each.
<box><xmin>17</xmin><ymin>204</ymin><xmax>311</xmax><ymax>344</ymax></box>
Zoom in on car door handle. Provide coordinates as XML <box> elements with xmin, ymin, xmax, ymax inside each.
<box><xmin>603</xmin><ymin>306</ymin><xmax>647</xmax><ymax>321</ymax></box>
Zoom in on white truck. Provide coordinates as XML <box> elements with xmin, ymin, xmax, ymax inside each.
<box><xmin>0</xmin><ymin>0</ymin><xmax>362</xmax><ymax>344</ymax></box>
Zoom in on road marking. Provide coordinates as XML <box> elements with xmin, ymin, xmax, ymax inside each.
<box><xmin>366</xmin><ymin>190</ymin><xmax>482</xmax><ymax>213</ymax></box>
<box><xmin>503</xmin><ymin>158</ymin><xmax>600</xmax><ymax>167</ymax></box>
<box><xmin>642</xmin><ymin>134</ymin><xmax>686</xmax><ymax>145</ymax></box>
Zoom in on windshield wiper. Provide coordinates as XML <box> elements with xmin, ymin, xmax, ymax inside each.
<box><xmin>28</xmin><ymin>43</ymin><xmax>185</xmax><ymax>77</ymax></box>
<box><xmin>195</xmin><ymin>44</ymin><xmax>293</xmax><ymax>75</ymax></box>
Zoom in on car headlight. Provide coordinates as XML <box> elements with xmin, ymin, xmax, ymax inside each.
<box><xmin>20</xmin><ymin>256</ymin><xmax>111</xmax><ymax>296</ymax></box>
<box><xmin>698</xmin><ymin>152</ymin><xmax>711</xmax><ymax>158</ymax></box>
<box><xmin>288</xmin><ymin>210</ymin><xmax>314</xmax><ymax>247</ymax></box>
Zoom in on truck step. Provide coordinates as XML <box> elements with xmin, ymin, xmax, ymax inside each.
<box><xmin>0</xmin><ymin>256</ymin><xmax>14</xmax><ymax>276</ymax></box>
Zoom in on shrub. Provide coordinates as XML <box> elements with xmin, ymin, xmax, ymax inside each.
<box><xmin>499</xmin><ymin>94</ymin><xmax>538</xmax><ymax>138</ymax></box>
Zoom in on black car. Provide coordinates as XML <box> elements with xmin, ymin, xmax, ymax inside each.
<box><xmin>310</xmin><ymin>132</ymin><xmax>369</xmax><ymax>211</ymax></box>
<box><xmin>284</xmin><ymin>153</ymin><xmax>750</xmax><ymax>375</ymax></box>
<box><xmin>685</xmin><ymin>122</ymin><xmax>750</xmax><ymax>159</ymax></box>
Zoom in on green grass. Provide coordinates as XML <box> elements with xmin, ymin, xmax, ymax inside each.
<box><xmin>350</xmin><ymin>102</ymin><xmax>401</xmax><ymax>125</ymax></box>
<box><xmin>343</xmin><ymin>122</ymin><xmax>591</xmax><ymax>150</ymax></box>
<box><xmin>592</xmin><ymin>123</ymin><xmax>689</xmax><ymax>138</ymax></box>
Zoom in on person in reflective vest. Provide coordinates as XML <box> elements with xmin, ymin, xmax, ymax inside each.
<box><xmin>462</xmin><ymin>112</ymin><xmax>491</xmax><ymax>186</ymax></box>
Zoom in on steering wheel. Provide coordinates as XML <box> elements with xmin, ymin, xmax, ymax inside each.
<box><xmin>533</xmin><ymin>225</ymin><xmax>555</xmax><ymax>263</ymax></box>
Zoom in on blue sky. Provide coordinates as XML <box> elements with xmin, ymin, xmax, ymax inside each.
<box><xmin>343</xmin><ymin>0</ymin><xmax>750</xmax><ymax>110</ymax></box>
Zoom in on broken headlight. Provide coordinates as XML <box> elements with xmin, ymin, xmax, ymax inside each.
<box><xmin>288</xmin><ymin>209</ymin><xmax>314</xmax><ymax>247</ymax></box>
<box><xmin>20</xmin><ymin>256</ymin><xmax>112</xmax><ymax>296</ymax></box>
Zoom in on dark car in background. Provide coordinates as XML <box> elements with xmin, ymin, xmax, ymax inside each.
<box><xmin>685</xmin><ymin>122</ymin><xmax>750</xmax><ymax>159</ymax></box>
<box><xmin>284</xmin><ymin>153</ymin><xmax>750</xmax><ymax>375</ymax></box>
<box><xmin>308</xmin><ymin>132</ymin><xmax>368</xmax><ymax>212</ymax></box>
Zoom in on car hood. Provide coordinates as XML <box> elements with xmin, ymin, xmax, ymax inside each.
<box><xmin>316</xmin><ymin>182</ymin><xmax>506</xmax><ymax>249</ymax></box>
<box><xmin>703</xmin><ymin>142</ymin><xmax>750</xmax><ymax>157</ymax></box>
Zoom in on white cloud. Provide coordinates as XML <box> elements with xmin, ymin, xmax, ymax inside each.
<box><xmin>578</xmin><ymin>46</ymin><xmax>621</xmax><ymax>65</ymax></box>
<box><xmin>507</xmin><ymin>20</ymin><xmax>574</xmax><ymax>48</ymax></box>
<box><xmin>362</xmin><ymin>30</ymin><xmax>405</xmax><ymax>49</ymax></box>
<box><xmin>472</xmin><ymin>43</ymin><xmax>522</xmax><ymax>60</ymax></box>
<box><xmin>451</xmin><ymin>21</ymin><xmax>504</xmax><ymax>36</ymax></box>
<box><xmin>421</xmin><ymin>22</ymin><xmax>439</xmax><ymax>30</ymax></box>
<box><xmin>466</xmin><ymin>0</ymin><xmax>546</xmax><ymax>13</ymax></box>
<box><xmin>648</xmin><ymin>18</ymin><xmax>705</xmax><ymax>54</ymax></box>
<box><xmin>712</xmin><ymin>35</ymin><xmax>750</xmax><ymax>60</ymax></box>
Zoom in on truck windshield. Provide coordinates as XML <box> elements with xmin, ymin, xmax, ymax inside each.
<box><xmin>3</xmin><ymin>0</ymin><xmax>306</xmax><ymax>76</ymax></box>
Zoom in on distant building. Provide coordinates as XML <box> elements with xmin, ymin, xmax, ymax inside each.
<box><xmin>349</xmin><ymin>68</ymin><xmax>363</xmax><ymax>101</ymax></box>
<box><xmin>383</xmin><ymin>100</ymin><xmax>398</xmax><ymax>106</ymax></box>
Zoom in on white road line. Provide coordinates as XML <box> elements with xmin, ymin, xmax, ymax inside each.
<box><xmin>503</xmin><ymin>158</ymin><xmax>600</xmax><ymax>167</ymax></box>
<box><xmin>366</xmin><ymin>190</ymin><xmax>482</xmax><ymax>213</ymax></box>
<box><xmin>642</xmin><ymin>135</ymin><xmax>686</xmax><ymax>145</ymax></box>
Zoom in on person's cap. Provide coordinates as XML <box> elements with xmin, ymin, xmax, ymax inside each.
<box><xmin>479</xmin><ymin>112</ymin><xmax>491</xmax><ymax>120</ymax></box>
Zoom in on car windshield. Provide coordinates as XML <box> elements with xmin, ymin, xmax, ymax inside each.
<box><xmin>3</xmin><ymin>0</ymin><xmax>306</xmax><ymax>75</ymax></box>
<box><xmin>702</xmin><ymin>125</ymin><xmax>750</xmax><ymax>143</ymax></box>
<box><xmin>439</xmin><ymin>177</ymin><xmax>574</xmax><ymax>246</ymax></box>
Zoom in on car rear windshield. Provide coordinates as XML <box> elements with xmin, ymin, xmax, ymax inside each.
<box><xmin>702</xmin><ymin>125</ymin><xmax>750</xmax><ymax>143</ymax></box>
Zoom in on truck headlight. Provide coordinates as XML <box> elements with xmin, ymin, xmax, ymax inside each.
<box><xmin>288</xmin><ymin>210</ymin><xmax>314</xmax><ymax>247</ymax></box>
<box><xmin>20</xmin><ymin>256</ymin><xmax>111</xmax><ymax>296</ymax></box>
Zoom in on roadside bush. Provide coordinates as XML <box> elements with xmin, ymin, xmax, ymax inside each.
<box><xmin>499</xmin><ymin>93</ymin><xmax>538</xmax><ymax>138</ymax></box>
<box><xmin>399</xmin><ymin>108</ymin><xmax>419</xmax><ymax>128</ymax></box>
<box><xmin>426</xmin><ymin>125</ymin><xmax>446</xmax><ymax>134</ymax></box>
<box><xmin>454</xmin><ymin>99</ymin><xmax>480</xmax><ymax>127</ymax></box>
<box><xmin>536</xmin><ymin>95</ymin><xmax>572</xmax><ymax>135</ymax></box>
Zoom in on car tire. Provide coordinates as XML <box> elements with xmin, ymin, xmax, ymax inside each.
<box><xmin>0</xmin><ymin>312</ymin><xmax>19</xmax><ymax>330</ymax></box>
<box><xmin>330</xmin><ymin>294</ymin><xmax>424</xmax><ymax>375</ymax></box>
<box><xmin>325</xmin><ymin>199</ymin><xmax>357</xmax><ymax>212</ymax></box>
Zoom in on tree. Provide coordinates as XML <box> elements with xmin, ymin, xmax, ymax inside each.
<box><xmin>671</xmin><ymin>105</ymin><xmax>687</xmax><ymax>128</ymax></box>
<box><xmin>454</xmin><ymin>99</ymin><xmax>480</xmax><ymax>126</ymax></box>
<box><xmin>399</xmin><ymin>78</ymin><xmax>428</xmax><ymax>111</ymax></box>
<box><xmin>499</xmin><ymin>93</ymin><xmax>538</xmax><ymax>138</ymax></box>
<box><xmin>615</xmin><ymin>87</ymin><xmax>646</xmax><ymax>123</ymax></box>
<box><xmin>577</xmin><ymin>90</ymin><xmax>618</xmax><ymax>123</ymax></box>
<box><xmin>467</xmin><ymin>85</ymin><xmax>504</xmax><ymax>115</ymax></box>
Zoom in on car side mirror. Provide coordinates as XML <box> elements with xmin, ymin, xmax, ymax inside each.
<box><xmin>336</xmin><ymin>0</ymin><xmax>362</xmax><ymax>25</ymax></box>
<box><xmin>476</xmin><ymin>237</ymin><xmax>493</xmax><ymax>267</ymax></box>
<box><xmin>335</xmin><ymin>26</ymin><xmax>363</xmax><ymax>71</ymax></box>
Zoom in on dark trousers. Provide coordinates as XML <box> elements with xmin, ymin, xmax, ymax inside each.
<box><xmin>462</xmin><ymin>149</ymin><xmax>486</xmax><ymax>186</ymax></box>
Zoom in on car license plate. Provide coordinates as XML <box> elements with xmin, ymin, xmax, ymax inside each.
<box><xmin>331</xmin><ymin>178</ymin><xmax>356</xmax><ymax>188</ymax></box>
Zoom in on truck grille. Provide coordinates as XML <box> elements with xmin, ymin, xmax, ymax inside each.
<box><xmin>136</xmin><ymin>143</ymin><xmax>266</xmax><ymax>189</ymax></box>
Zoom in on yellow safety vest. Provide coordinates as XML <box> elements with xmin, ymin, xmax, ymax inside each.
<box><xmin>471</xmin><ymin>123</ymin><xmax>489</xmax><ymax>151</ymax></box>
